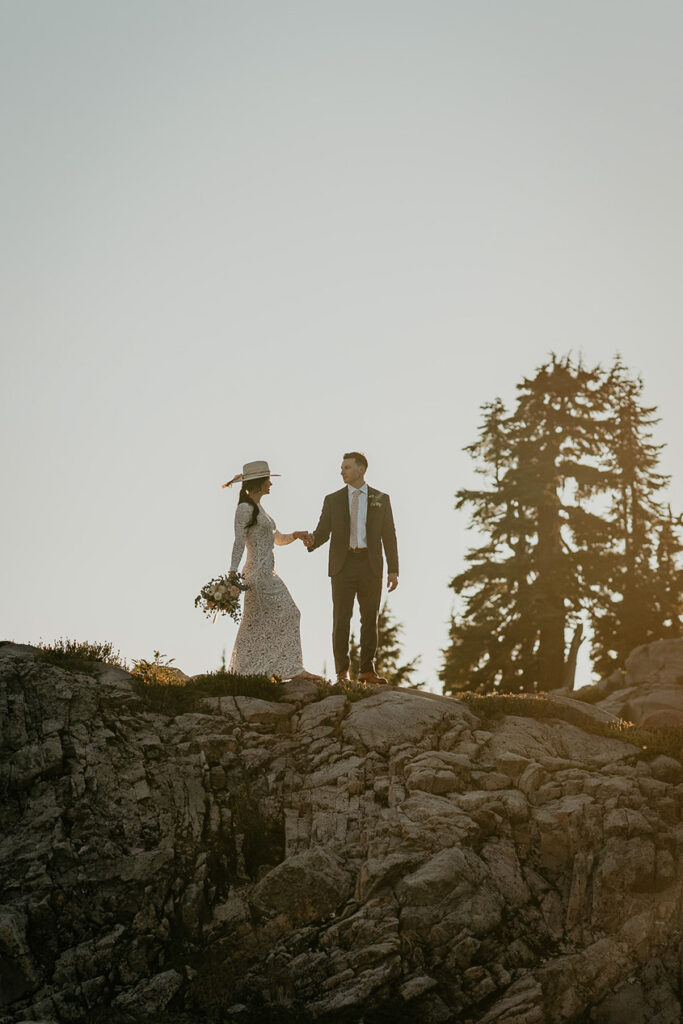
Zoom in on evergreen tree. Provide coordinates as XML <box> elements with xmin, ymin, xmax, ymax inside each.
<box><xmin>349</xmin><ymin>633</ymin><xmax>360</xmax><ymax>679</ymax></box>
<box><xmin>440</xmin><ymin>399</ymin><xmax>534</xmax><ymax>691</ymax></box>
<box><xmin>442</xmin><ymin>355</ymin><xmax>609</xmax><ymax>693</ymax></box>
<box><xmin>588</xmin><ymin>360</ymin><xmax>676</xmax><ymax>673</ymax></box>
<box><xmin>442</xmin><ymin>354</ymin><xmax>683</xmax><ymax>693</ymax></box>
<box><xmin>653</xmin><ymin>507</ymin><xmax>683</xmax><ymax>638</ymax></box>
<box><xmin>511</xmin><ymin>356</ymin><xmax>614</xmax><ymax>688</ymax></box>
<box><xmin>349</xmin><ymin>602</ymin><xmax>422</xmax><ymax>686</ymax></box>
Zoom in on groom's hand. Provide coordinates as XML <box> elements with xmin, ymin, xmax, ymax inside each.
<box><xmin>387</xmin><ymin>573</ymin><xmax>399</xmax><ymax>592</ymax></box>
<box><xmin>304</xmin><ymin>532</ymin><xmax>315</xmax><ymax>549</ymax></box>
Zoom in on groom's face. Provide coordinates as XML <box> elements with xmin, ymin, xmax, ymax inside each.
<box><xmin>341</xmin><ymin>458</ymin><xmax>365</xmax><ymax>487</ymax></box>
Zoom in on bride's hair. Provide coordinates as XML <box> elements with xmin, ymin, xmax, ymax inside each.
<box><xmin>238</xmin><ymin>476</ymin><xmax>269</xmax><ymax>528</ymax></box>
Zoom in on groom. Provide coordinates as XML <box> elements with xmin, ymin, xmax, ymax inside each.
<box><xmin>305</xmin><ymin>452</ymin><xmax>399</xmax><ymax>684</ymax></box>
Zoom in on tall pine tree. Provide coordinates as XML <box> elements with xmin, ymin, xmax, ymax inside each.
<box><xmin>440</xmin><ymin>398</ymin><xmax>535</xmax><ymax>691</ymax></box>
<box><xmin>588</xmin><ymin>359</ymin><xmax>677</xmax><ymax>673</ymax></box>
<box><xmin>653</xmin><ymin>507</ymin><xmax>683</xmax><ymax>638</ymax></box>
<box><xmin>442</xmin><ymin>355</ymin><xmax>610</xmax><ymax>692</ymax></box>
<box><xmin>508</xmin><ymin>357</ymin><xmax>611</xmax><ymax>689</ymax></box>
<box><xmin>441</xmin><ymin>354</ymin><xmax>681</xmax><ymax>693</ymax></box>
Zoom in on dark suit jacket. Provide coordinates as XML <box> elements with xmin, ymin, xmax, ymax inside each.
<box><xmin>309</xmin><ymin>485</ymin><xmax>399</xmax><ymax>578</ymax></box>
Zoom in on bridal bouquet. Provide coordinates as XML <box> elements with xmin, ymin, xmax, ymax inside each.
<box><xmin>195</xmin><ymin>572</ymin><xmax>249</xmax><ymax>623</ymax></box>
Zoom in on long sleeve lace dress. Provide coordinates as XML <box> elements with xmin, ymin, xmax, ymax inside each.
<box><xmin>228</xmin><ymin>502</ymin><xmax>306</xmax><ymax>678</ymax></box>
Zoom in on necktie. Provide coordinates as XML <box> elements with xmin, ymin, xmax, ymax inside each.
<box><xmin>350</xmin><ymin>489</ymin><xmax>360</xmax><ymax>548</ymax></box>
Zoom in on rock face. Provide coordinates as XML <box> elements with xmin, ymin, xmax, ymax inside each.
<box><xmin>592</xmin><ymin>639</ymin><xmax>683</xmax><ymax>728</ymax></box>
<box><xmin>625</xmin><ymin>639</ymin><xmax>683</xmax><ymax>688</ymax></box>
<box><xmin>1</xmin><ymin>643</ymin><xmax>682</xmax><ymax>1023</ymax></box>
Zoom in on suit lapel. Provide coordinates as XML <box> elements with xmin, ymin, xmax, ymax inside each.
<box><xmin>366</xmin><ymin>486</ymin><xmax>380</xmax><ymax>542</ymax></box>
<box><xmin>339</xmin><ymin>487</ymin><xmax>350</xmax><ymax>524</ymax></box>
<box><xmin>338</xmin><ymin>487</ymin><xmax>350</xmax><ymax>542</ymax></box>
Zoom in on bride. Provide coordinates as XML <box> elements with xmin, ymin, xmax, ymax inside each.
<box><xmin>223</xmin><ymin>460</ymin><xmax>319</xmax><ymax>681</ymax></box>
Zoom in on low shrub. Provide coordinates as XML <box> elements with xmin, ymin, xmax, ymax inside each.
<box><xmin>36</xmin><ymin>637</ymin><xmax>127</xmax><ymax>673</ymax></box>
<box><xmin>189</xmin><ymin>669</ymin><xmax>284</xmax><ymax>701</ymax></box>
<box><xmin>130</xmin><ymin>651</ymin><xmax>185</xmax><ymax>686</ymax></box>
<box><xmin>132</xmin><ymin>664</ymin><xmax>284</xmax><ymax>715</ymax></box>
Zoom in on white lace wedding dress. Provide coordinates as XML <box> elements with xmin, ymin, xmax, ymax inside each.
<box><xmin>228</xmin><ymin>502</ymin><xmax>306</xmax><ymax>678</ymax></box>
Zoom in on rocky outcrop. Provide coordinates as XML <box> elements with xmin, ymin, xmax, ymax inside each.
<box><xmin>0</xmin><ymin>642</ymin><xmax>682</xmax><ymax>1023</ymax></box>
<box><xmin>588</xmin><ymin>639</ymin><xmax>683</xmax><ymax>728</ymax></box>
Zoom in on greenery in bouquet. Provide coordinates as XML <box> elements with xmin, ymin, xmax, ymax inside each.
<box><xmin>195</xmin><ymin>571</ymin><xmax>248</xmax><ymax>623</ymax></box>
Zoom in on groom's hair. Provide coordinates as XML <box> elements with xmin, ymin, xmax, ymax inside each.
<box><xmin>344</xmin><ymin>451</ymin><xmax>368</xmax><ymax>471</ymax></box>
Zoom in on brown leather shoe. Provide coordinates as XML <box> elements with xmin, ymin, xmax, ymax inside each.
<box><xmin>357</xmin><ymin>671</ymin><xmax>388</xmax><ymax>685</ymax></box>
<box><xmin>336</xmin><ymin>672</ymin><xmax>350</xmax><ymax>683</ymax></box>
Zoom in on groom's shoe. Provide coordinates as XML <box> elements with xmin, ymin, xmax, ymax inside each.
<box><xmin>336</xmin><ymin>672</ymin><xmax>350</xmax><ymax>683</ymax></box>
<box><xmin>357</xmin><ymin>671</ymin><xmax>388</xmax><ymax>685</ymax></box>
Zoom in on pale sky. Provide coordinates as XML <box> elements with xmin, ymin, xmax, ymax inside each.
<box><xmin>3</xmin><ymin>1</ymin><xmax>683</xmax><ymax>689</ymax></box>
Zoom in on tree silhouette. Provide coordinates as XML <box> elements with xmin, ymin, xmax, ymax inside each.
<box><xmin>587</xmin><ymin>361</ymin><xmax>682</xmax><ymax>673</ymax></box>
<box><xmin>441</xmin><ymin>354</ymin><xmax>682</xmax><ymax>693</ymax></box>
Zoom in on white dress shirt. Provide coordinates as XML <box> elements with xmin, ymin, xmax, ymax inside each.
<box><xmin>347</xmin><ymin>482</ymin><xmax>368</xmax><ymax>548</ymax></box>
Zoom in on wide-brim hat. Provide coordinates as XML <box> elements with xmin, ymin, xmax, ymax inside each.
<box><xmin>241</xmin><ymin>460</ymin><xmax>280</xmax><ymax>482</ymax></box>
<box><xmin>222</xmin><ymin>460</ymin><xmax>281</xmax><ymax>488</ymax></box>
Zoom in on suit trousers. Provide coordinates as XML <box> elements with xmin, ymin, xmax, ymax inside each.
<box><xmin>331</xmin><ymin>551</ymin><xmax>382</xmax><ymax>675</ymax></box>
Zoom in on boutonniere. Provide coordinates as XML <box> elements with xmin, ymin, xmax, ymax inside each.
<box><xmin>369</xmin><ymin>494</ymin><xmax>384</xmax><ymax>509</ymax></box>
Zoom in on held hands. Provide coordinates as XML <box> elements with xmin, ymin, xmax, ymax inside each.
<box><xmin>292</xmin><ymin>531</ymin><xmax>315</xmax><ymax>549</ymax></box>
<box><xmin>387</xmin><ymin>573</ymin><xmax>399</xmax><ymax>592</ymax></box>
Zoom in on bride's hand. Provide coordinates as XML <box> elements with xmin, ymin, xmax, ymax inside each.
<box><xmin>292</xmin><ymin>531</ymin><xmax>308</xmax><ymax>541</ymax></box>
